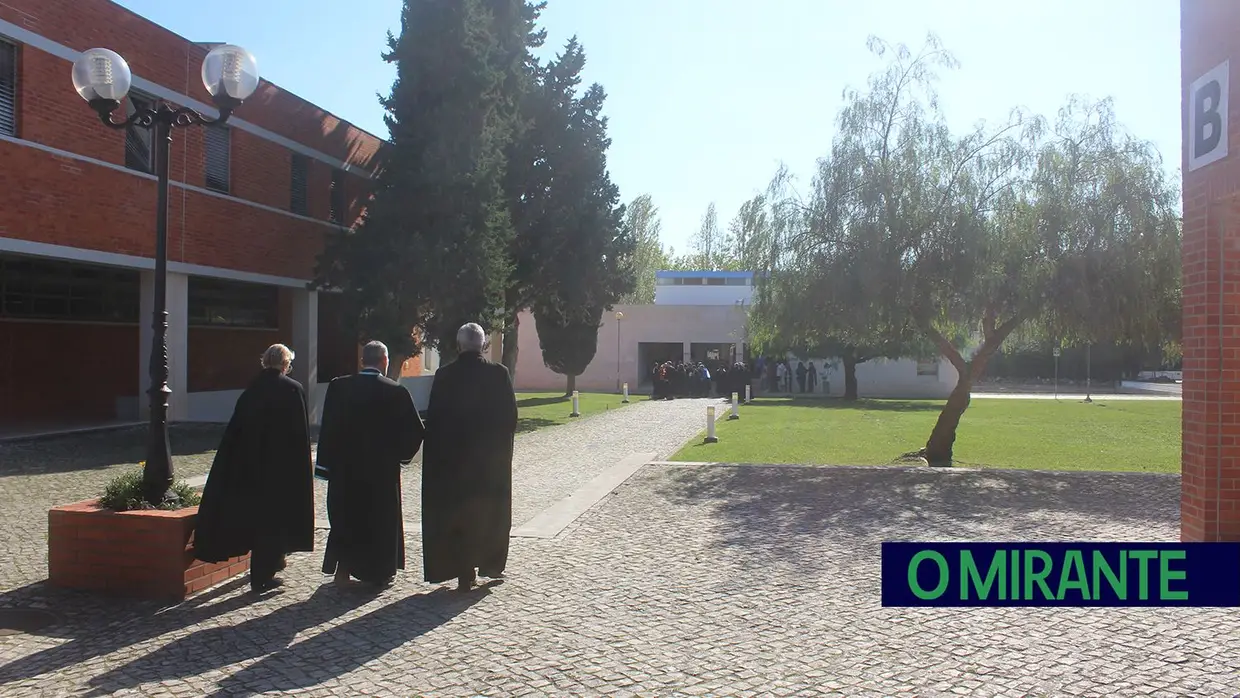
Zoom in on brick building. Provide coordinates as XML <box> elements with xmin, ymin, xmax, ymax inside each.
<box><xmin>1181</xmin><ymin>0</ymin><xmax>1240</xmax><ymax>541</ymax></box>
<box><xmin>0</xmin><ymin>0</ymin><xmax>411</xmax><ymax>428</ymax></box>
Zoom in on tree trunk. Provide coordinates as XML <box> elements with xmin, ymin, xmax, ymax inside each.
<box><xmin>920</xmin><ymin>344</ymin><xmax>1002</xmax><ymax>466</ymax></box>
<box><xmin>501</xmin><ymin>311</ymin><xmax>520</xmax><ymax>381</ymax></box>
<box><xmin>923</xmin><ymin>373</ymin><xmax>972</xmax><ymax>466</ymax></box>
<box><xmin>914</xmin><ymin>312</ymin><xmax>1023</xmax><ymax>467</ymax></box>
<box><xmin>565</xmin><ymin>373</ymin><xmax>576</xmax><ymax>396</ymax></box>
<box><xmin>842</xmin><ymin>353</ymin><xmax>859</xmax><ymax>401</ymax></box>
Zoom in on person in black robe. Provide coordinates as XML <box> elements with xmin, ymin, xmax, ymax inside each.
<box><xmin>194</xmin><ymin>344</ymin><xmax>314</xmax><ymax>593</ymax></box>
<box><xmin>422</xmin><ymin>322</ymin><xmax>518</xmax><ymax>592</ymax></box>
<box><xmin>807</xmin><ymin>361</ymin><xmax>819</xmax><ymax>393</ymax></box>
<box><xmin>318</xmin><ymin>340</ymin><xmax>424</xmax><ymax>588</ymax></box>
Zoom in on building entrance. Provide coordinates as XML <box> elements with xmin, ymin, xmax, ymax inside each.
<box><xmin>637</xmin><ymin>342</ymin><xmax>683</xmax><ymax>386</ymax></box>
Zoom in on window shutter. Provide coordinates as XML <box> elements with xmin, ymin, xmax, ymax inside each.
<box><xmin>290</xmin><ymin>154</ymin><xmax>308</xmax><ymax>215</ymax></box>
<box><xmin>329</xmin><ymin>169</ymin><xmax>345</xmax><ymax>223</ymax></box>
<box><xmin>0</xmin><ymin>40</ymin><xmax>17</xmax><ymax>137</ymax></box>
<box><xmin>204</xmin><ymin>126</ymin><xmax>230</xmax><ymax>193</ymax></box>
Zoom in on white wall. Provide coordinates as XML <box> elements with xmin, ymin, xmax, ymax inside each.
<box><xmin>770</xmin><ymin>356</ymin><xmax>958</xmax><ymax>399</ymax></box>
<box><xmin>511</xmin><ymin>303</ymin><xmax>959</xmax><ymax>399</ymax></box>
<box><xmin>654</xmin><ymin>284</ymin><xmax>754</xmax><ymax>306</ymax></box>
<box><xmin>513</xmin><ymin>304</ymin><xmax>749</xmax><ymax>393</ymax></box>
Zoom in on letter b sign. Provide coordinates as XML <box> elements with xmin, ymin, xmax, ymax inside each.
<box><xmin>1189</xmin><ymin>61</ymin><xmax>1230</xmax><ymax>172</ymax></box>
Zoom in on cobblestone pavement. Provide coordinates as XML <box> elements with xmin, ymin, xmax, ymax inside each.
<box><xmin>4</xmin><ymin>406</ymin><xmax>1238</xmax><ymax>696</ymax></box>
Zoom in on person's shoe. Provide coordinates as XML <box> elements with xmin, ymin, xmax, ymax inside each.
<box><xmin>250</xmin><ymin>577</ymin><xmax>283</xmax><ymax>593</ymax></box>
<box><xmin>478</xmin><ymin>569</ymin><xmax>504</xmax><ymax>580</ymax></box>
<box><xmin>334</xmin><ymin>567</ymin><xmax>351</xmax><ymax>588</ymax></box>
<box><xmin>457</xmin><ymin>571</ymin><xmax>476</xmax><ymax>592</ymax></box>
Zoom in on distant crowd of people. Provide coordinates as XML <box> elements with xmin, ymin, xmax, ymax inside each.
<box><xmin>193</xmin><ymin>322</ymin><xmax>516</xmax><ymax>594</ymax></box>
<box><xmin>651</xmin><ymin>359</ymin><xmax>754</xmax><ymax>400</ymax></box>
<box><xmin>765</xmin><ymin>359</ymin><xmax>822</xmax><ymax>394</ymax></box>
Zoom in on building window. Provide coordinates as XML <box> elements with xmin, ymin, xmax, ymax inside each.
<box><xmin>706</xmin><ymin>277</ymin><xmax>727</xmax><ymax>286</ymax></box>
<box><xmin>124</xmin><ymin>93</ymin><xmax>155</xmax><ymax>173</ymax></box>
<box><xmin>916</xmin><ymin>358</ymin><xmax>939</xmax><ymax>377</ymax></box>
<box><xmin>203</xmin><ymin>125</ymin><xmax>230</xmax><ymax>193</ymax></box>
<box><xmin>724</xmin><ymin>277</ymin><xmax>748</xmax><ymax>286</ymax></box>
<box><xmin>290</xmin><ymin>154</ymin><xmax>309</xmax><ymax>215</ymax></box>
<box><xmin>0</xmin><ymin>255</ymin><xmax>140</xmax><ymax>323</ymax></box>
<box><xmin>329</xmin><ymin>169</ymin><xmax>345</xmax><ymax>223</ymax></box>
<box><xmin>0</xmin><ymin>39</ymin><xmax>16</xmax><ymax>137</ymax></box>
<box><xmin>188</xmin><ymin>277</ymin><xmax>278</xmax><ymax>329</ymax></box>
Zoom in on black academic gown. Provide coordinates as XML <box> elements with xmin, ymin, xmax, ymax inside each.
<box><xmin>421</xmin><ymin>351</ymin><xmax>518</xmax><ymax>584</ymax></box>
<box><xmin>318</xmin><ymin>369</ymin><xmax>424</xmax><ymax>584</ymax></box>
<box><xmin>194</xmin><ymin>369</ymin><xmax>315</xmax><ymax>565</ymax></box>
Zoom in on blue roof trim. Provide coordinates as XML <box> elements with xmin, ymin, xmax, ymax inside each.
<box><xmin>655</xmin><ymin>270</ymin><xmax>754</xmax><ymax>278</ymax></box>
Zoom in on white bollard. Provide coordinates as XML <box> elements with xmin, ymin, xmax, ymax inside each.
<box><xmin>729</xmin><ymin>392</ymin><xmax>740</xmax><ymax>420</ymax></box>
<box><xmin>744</xmin><ymin>384</ymin><xmax>751</xmax><ymax>404</ymax></box>
<box><xmin>570</xmin><ymin>390</ymin><xmax>581</xmax><ymax>417</ymax></box>
<box><xmin>705</xmin><ymin>406</ymin><xmax>719</xmax><ymax>443</ymax></box>
<box><xmin>622</xmin><ymin>382</ymin><xmax>630</xmax><ymax>403</ymax></box>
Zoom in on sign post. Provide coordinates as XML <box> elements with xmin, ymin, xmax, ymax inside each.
<box><xmin>1053</xmin><ymin>346</ymin><xmax>1060</xmax><ymax>400</ymax></box>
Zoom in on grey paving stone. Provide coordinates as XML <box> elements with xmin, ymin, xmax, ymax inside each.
<box><xmin>3</xmin><ymin>404</ymin><xmax>1236</xmax><ymax>696</ymax></box>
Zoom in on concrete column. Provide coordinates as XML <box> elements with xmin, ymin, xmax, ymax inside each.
<box><xmin>139</xmin><ymin>271</ymin><xmax>189</xmax><ymax>422</ymax></box>
<box><xmin>420</xmin><ymin>345</ymin><xmax>439</xmax><ymax>375</ymax></box>
<box><xmin>682</xmin><ymin>342</ymin><xmax>691</xmax><ymax>363</ymax></box>
<box><xmin>290</xmin><ymin>288</ymin><xmax>319</xmax><ymax>422</ymax></box>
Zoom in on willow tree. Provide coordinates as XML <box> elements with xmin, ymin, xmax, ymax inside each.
<box><xmin>749</xmin><ymin>146</ymin><xmax>927</xmax><ymax>399</ymax></box>
<box><xmin>761</xmin><ymin>36</ymin><xmax>1181</xmax><ymax>465</ymax></box>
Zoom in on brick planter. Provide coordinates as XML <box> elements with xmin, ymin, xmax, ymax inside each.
<box><xmin>48</xmin><ymin>499</ymin><xmax>249</xmax><ymax>601</ymax></box>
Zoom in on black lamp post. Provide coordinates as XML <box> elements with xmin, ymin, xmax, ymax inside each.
<box><xmin>71</xmin><ymin>45</ymin><xmax>259</xmax><ymax>505</ymax></box>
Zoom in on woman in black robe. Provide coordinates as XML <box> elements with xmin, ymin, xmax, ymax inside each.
<box><xmin>194</xmin><ymin>344</ymin><xmax>315</xmax><ymax>593</ymax></box>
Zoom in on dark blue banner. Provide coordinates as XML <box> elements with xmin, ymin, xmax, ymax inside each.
<box><xmin>881</xmin><ymin>542</ymin><xmax>1240</xmax><ymax>607</ymax></box>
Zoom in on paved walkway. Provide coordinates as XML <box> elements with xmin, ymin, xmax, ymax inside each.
<box><xmin>2</xmin><ymin>399</ymin><xmax>1235</xmax><ymax>696</ymax></box>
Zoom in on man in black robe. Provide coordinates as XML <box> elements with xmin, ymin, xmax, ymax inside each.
<box><xmin>422</xmin><ymin>322</ymin><xmax>518</xmax><ymax>592</ymax></box>
<box><xmin>318</xmin><ymin>340</ymin><xmax>424</xmax><ymax>588</ymax></box>
<box><xmin>194</xmin><ymin>344</ymin><xmax>315</xmax><ymax>593</ymax></box>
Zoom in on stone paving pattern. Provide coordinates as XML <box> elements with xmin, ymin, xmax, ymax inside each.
<box><xmin>2</xmin><ymin>398</ymin><xmax>1239</xmax><ymax>696</ymax></box>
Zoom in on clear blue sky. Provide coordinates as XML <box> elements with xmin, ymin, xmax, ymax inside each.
<box><xmin>114</xmin><ymin>0</ymin><xmax>1182</xmax><ymax>255</ymax></box>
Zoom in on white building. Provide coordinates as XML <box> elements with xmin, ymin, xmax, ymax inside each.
<box><xmin>509</xmin><ymin>270</ymin><xmax>958</xmax><ymax>398</ymax></box>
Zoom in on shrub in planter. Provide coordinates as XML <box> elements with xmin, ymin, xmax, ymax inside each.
<box><xmin>97</xmin><ymin>464</ymin><xmax>201</xmax><ymax>511</ymax></box>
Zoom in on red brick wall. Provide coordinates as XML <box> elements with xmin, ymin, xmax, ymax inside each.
<box><xmin>0</xmin><ymin>0</ymin><xmax>381</xmax><ymax>278</ymax></box>
<box><xmin>1181</xmin><ymin>0</ymin><xmax>1240</xmax><ymax>541</ymax></box>
<box><xmin>186</xmin><ymin>327</ymin><xmax>283</xmax><ymax>393</ymax></box>
<box><xmin>0</xmin><ymin>320</ymin><xmax>138</xmax><ymax>422</ymax></box>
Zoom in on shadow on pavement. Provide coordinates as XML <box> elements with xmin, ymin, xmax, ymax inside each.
<box><xmin>202</xmin><ymin>586</ymin><xmax>491</xmax><ymax>697</ymax></box>
<box><xmin>0</xmin><ymin>577</ymin><xmax>258</xmax><ymax>685</ymax></box>
<box><xmin>660</xmin><ymin>465</ymin><xmax>1180</xmax><ymax>569</ymax></box>
<box><xmin>80</xmin><ymin>583</ymin><xmax>398</xmax><ymax>696</ymax></box>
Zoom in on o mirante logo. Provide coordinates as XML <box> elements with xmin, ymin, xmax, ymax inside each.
<box><xmin>880</xmin><ymin>542</ymin><xmax>1240</xmax><ymax>607</ymax></box>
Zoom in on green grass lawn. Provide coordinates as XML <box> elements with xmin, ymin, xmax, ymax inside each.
<box><xmin>515</xmin><ymin>391</ymin><xmax>647</xmax><ymax>433</ymax></box>
<box><xmin>671</xmin><ymin>397</ymin><xmax>1181</xmax><ymax>473</ymax></box>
